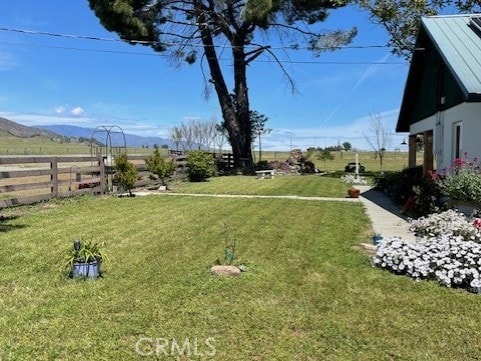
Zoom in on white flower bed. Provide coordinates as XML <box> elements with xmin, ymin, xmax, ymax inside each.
<box><xmin>373</xmin><ymin>236</ymin><xmax>481</xmax><ymax>292</ymax></box>
<box><xmin>341</xmin><ymin>174</ymin><xmax>367</xmax><ymax>185</ymax></box>
<box><xmin>408</xmin><ymin>209</ymin><xmax>481</xmax><ymax>242</ymax></box>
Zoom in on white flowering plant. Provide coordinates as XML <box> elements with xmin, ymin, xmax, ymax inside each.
<box><xmin>409</xmin><ymin>209</ymin><xmax>481</xmax><ymax>243</ymax></box>
<box><xmin>341</xmin><ymin>174</ymin><xmax>367</xmax><ymax>185</ymax></box>
<box><xmin>372</xmin><ymin>236</ymin><xmax>481</xmax><ymax>293</ymax></box>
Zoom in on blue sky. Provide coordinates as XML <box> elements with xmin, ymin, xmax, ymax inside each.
<box><xmin>0</xmin><ymin>1</ymin><xmax>411</xmax><ymax>151</ymax></box>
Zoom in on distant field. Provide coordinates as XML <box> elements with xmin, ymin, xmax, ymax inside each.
<box><xmin>0</xmin><ymin>132</ymin><xmax>152</xmax><ymax>156</ymax></box>
<box><xmin>262</xmin><ymin>150</ymin><xmax>423</xmax><ymax>173</ymax></box>
<box><xmin>0</xmin><ymin>132</ymin><xmax>423</xmax><ymax>173</ymax></box>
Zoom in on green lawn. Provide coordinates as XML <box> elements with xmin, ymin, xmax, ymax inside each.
<box><xmin>1</xmin><ymin>191</ymin><xmax>481</xmax><ymax>360</ymax></box>
<box><xmin>171</xmin><ymin>174</ymin><xmax>353</xmax><ymax>198</ymax></box>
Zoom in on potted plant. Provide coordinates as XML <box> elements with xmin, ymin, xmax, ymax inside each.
<box><xmin>65</xmin><ymin>239</ymin><xmax>107</xmax><ymax>279</ymax></box>
<box><xmin>348</xmin><ymin>186</ymin><xmax>361</xmax><ymax>198</ymax></box>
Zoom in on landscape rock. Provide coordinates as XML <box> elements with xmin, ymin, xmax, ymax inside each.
<box><xmin>359</xmin><ymin>243</ymin><xmax>377</xmax><ymax>251</ymax></box>
<box><xmin>211</xmin><ymin>265</ymin><xmax>241</xmax><ymax>277</ymax></box>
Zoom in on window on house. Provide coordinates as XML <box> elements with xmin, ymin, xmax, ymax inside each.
<box><xmin>454</xmin><ymin>122</ymin><xmax>462</xmax><ymax>160</ymax></box>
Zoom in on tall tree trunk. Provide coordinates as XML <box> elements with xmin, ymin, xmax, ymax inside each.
<box><xmin>196</xmin><ymin>6</ymin><xmax>253</xmax><ymax>169</ymax></box>
<box><xmin>230</xmin><ymin>33</ymin><xmax>253</xmax><ymax>169</ymax></box>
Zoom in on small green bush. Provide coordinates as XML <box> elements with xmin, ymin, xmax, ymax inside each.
<box><xmin>186</xmin><ymin>150</ymin><xmax>215</xmax><ymax>182</ymax></box>
<box><xmin>145</xmin><ymin>146</ymin><xmax>176</xmax><ymax>186</ymax></box>
<box><xmin>255</xmin><ymin>160</ymin><xmax>271</xmax><ymax>171</ymax></box>
<box><xmin>114</xmin><ymin>153</ymin><xmax>138</xmax><ymax>196</ymax></box>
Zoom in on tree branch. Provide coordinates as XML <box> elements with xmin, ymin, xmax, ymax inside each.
<box><xmin>245</xmin><ymin>45</ymin><xmax>270</xmax><ymax>64</ymax></box>
<box><xmin>263</xmin><ymin>47</ymin><xmax>297</xmax><ymax>93</ymax></box>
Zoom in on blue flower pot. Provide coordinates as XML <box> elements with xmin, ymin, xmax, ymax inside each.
<box><xmin>72</xmin><ymin>260</ymin><xmax>101</xmax><ymax>279</ymax></box>
<box><xmin>372</xmin><ymin>235</ymin><xmax>383</xmax><ymax>245</ymax></box>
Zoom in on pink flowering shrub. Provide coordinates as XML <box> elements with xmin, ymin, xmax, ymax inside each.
<box><xmin>434</xmin><ymin>153</ymin><xmax>481</xmax><ymax>204</ymax></box>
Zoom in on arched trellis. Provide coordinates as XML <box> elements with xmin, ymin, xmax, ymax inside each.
<box><xmin>90</xmin><ymin>125</ymin><xmax>127</xmax><ymax>191</ymax></box>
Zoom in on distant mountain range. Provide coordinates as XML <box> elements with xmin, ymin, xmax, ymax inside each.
<box><xmin>0</xmin><ymin>116</ymin><xmax>55</xmax><ymax>138</ymax></box>
<box><xmin>0</xmin><ymin>117</ymin><xmax>178</xmax><ymax>148</ymax></box>
<box><xmin>38</xmin><ymin>124</ymin><xmax>174</xmax><ymax>148</ymax></box>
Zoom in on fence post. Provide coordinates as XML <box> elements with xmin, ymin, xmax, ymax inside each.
<box><xmin>98</xmin><ymin>154</ymin><xmax>106</xmax><ymax>194</ymax></box>
<box><xmin>50</xmin><ymin>157</ymin><xmax>58</xmax><ymax>197</ymax></box>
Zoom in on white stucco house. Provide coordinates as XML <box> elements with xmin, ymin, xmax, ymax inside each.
<box><xmin>396</xmin><ymin>14</ymin><xmax>481</xmax><ymax>174</ymax></box>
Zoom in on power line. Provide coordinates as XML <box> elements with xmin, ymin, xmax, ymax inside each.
<box><xmin>0</xmin><ymin>40</ymin><xmax>406</xmax><ymax>65</ymax></box>
<box><xmin>0</xmin><ymin>26</ymin><xmax>391</xmax><ymax>51</ymax></box>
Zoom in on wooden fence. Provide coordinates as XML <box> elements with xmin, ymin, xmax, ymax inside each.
<box><xmin>167</xmin><ymin>150</ymin><xmax>234</xmax><ymax>171</ymax></box>
<box><xmin>0</xmin><ymin>155</ymin><xmax>106</xmax><ymax>209</ymax></box>
<box><xmin>0</xmin><ymin>152</ymin><xmax>234</xmax><ymax>209</ymax></box>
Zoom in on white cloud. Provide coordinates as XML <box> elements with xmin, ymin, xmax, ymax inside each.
<box><xmin>54</xmin><ymin>106</ymin><xmax>66</xmax><ymax>115</ymax></box>
<box><xmin>71</xmin><ymin>107</ymin><xmax>84</xmax><ymax>117</ymax></box>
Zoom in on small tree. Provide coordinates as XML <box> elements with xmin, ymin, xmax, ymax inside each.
<box><xmin>145</xmin><ymin>146</ymin><xmax>177</xmax><ymax>188</ymax></box>
<box><xmin>318</xmin><ymin>149</ymin><xmax>334</xmax><ymax>170</ymax></box>
<box><xmin>114</xmin><ymin>153</ymin><xmax>138</xmax><ymax>197</ymax></box>
<box><xmin>169</xmin><ymin>126</ymin><xmax>183</xmax><ymax>152</ymax></box>
<box><xmin>250</xmin><ymin>111</ymin><xmax>271</xmax><ymax>163</ymax></box>
<box><xmin>363</xmin><ymin>112</ymin><xmax>392</xmax><ymax>174</ymax></box>
<box><xmin>342</xmin><ymin>142</ymin><xmax>352</xmax><ymax>152</ymax></box>
<box><xmin>186</xmin><ymin>150</ymin><xmax>215</xmax><ymax>182</ymax></box>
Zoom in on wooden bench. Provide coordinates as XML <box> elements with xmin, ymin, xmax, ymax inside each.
<box><xmin>255</xmin><ymin>169</ymin><xmax>275</xmax><ymax>179</ymax></box>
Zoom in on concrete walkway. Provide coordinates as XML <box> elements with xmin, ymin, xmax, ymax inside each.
<box><xmin>135</xmin><ymin>186</ymin><xmax>414</xmax><ymax>240</ymax></box>
<box><xmin>357</xmin><ymin>186</ymin><xmax>413</xmax><ymax>240</ymax></box>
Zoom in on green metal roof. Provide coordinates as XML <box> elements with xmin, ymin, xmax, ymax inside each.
<box><xmin>396</xmin><ymin>14</ymin><xmax>481</xmax><ymax>132</ymax></box>
<box><xmin>423</xmin><ymin>14</ymin><xmax>481</xmax><ymax>98</ymax></box>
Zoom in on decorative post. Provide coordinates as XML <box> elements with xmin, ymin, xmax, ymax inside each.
<box><xmin>355</xmin><ymin>153</ymin><xmax>359</xmax><ymax>179</ymax></box>
<box><xmin>423</xmin><ymin>130</ymin><xmax>434</xmax><ymax>175</ymax></box>
<box><xmin>258</xmin><ymin>128</ymin><xmax>263</xmax><ymax>163</ymax></box>
<box><xmin>98</xmin><ymin>154</ymin><xmax>106</xmax><ymax>194</ymax></box>
<box><xmin>408</xmin><ymin>135</ymin><xmax>417</xmax><ymax>168</ymax></box>
<box><xmin>50</xmin><ymin>157</ymin><xmax>58</xmax><ymax>198</ymax></box>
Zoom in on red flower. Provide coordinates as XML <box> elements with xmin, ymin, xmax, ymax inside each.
<box><xmin>403</xmin><ymin>195</ymin><xmax>417</xmax><ymax>211</ymax></box>
<box><xmin>454</xmin><ymin>158</ymin><xmax>465</xmax><ymax>168</ymax></box>
<box><xmin>428</xmin><ymin>170</ymin><xmax>439</xmax><ymax>181</ymax></box>
<box><xmin>473</xmin><ymin>218</ymin><xmax>481</xmax><ymax>230</ymax></box>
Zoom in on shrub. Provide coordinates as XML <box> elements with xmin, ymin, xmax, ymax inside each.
<box><xmin>145</xmin><ymin>146</ymin><xmax>176</xmax><ymax>186</ymax></box>
<box><xmin>374</xmin><ymin>166</ymin><xmax>442</xmax><ymax>218</ymax></box>
<box><xmin>114</xmin><ymin>153</ymin><xmax>138</xmax><ymax>196</ymax></box>
<box><xmin>433</xmin><ymin>153</ymin><xmax>481</xmax><ymax>204</ymax></box>
<box><xmin>186</xmin><ymin>150</ymin><xmax>215</xmax><ymax>182</ymax></box>
<box><xmin>255</xmin><ymin>160</ymin><xmax>271</xmax><ymax>171</ymax></box>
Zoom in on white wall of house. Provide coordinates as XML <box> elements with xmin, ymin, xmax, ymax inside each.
<box><xmin>409</xmin><ymin>103</ymin><xmax>481</xmax><ymax>171</ymax></box>
<box><xmin>439</xmin><ymin>103</ymin><xmax>481</xmax><ymax>170</ymax></box>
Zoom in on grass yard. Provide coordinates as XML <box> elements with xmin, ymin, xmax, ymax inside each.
<box><xmin>1</xmin><ymin>192</ymin><xmax>481</xmax><ymax>360</ymax></box>
<box><xmin>171</xmin><ymin>174</ymin><xmax>352</xmax><ymax>198</ymax></box>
